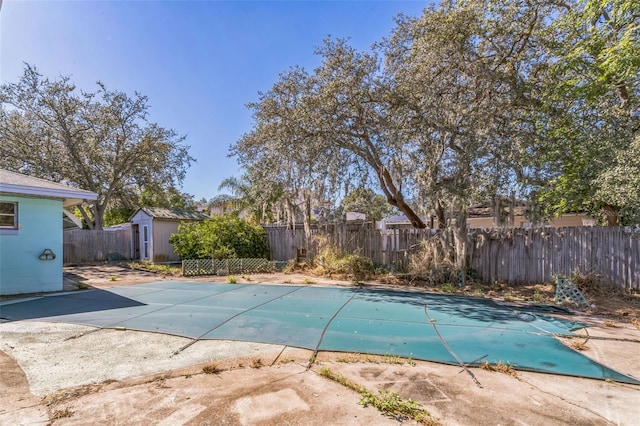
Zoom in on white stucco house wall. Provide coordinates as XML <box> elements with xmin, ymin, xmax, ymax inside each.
<box><xmin>0</xmin><ymin>169</ymin><xmax>98</xmax><ymax>295</ymax></box>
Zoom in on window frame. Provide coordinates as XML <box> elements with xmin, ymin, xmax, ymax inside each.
<box><xmin>0</xmin><ymin>201</ymin><xmax>18</xmax><ymax>230</ymax></box>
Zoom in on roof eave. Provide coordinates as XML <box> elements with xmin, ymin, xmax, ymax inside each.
<box><xmin>0</xmin><ymin>183</ymin><xmax>98</xmax><ymax>206</ymax></box>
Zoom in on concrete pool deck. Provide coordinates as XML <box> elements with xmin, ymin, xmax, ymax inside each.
<box><xmin>1</xmin><ymin>266</ymin><xmax>639</xmax><ymax>425</ymax></box>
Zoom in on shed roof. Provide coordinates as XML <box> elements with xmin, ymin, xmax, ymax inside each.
<box><xmin>134</xmin><ymin>206</ymin><xmax>210</xmax><ymax>221</ymax></box>
<box><xmin>0</xmin><ymin>169</ymin><xmax>98</xmax><ymax>208</ymax></box>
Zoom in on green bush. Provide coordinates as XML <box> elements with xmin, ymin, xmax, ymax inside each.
<box><xmin>169</xmin><ymin>214</ymin><xmax>269</xmax><ymax>260</ymax></box>
<box><xmin>344</xmin><ymin>254</ymin><xmax>374</xmax><ymax>282</ymax></box>
<box><xmin>312</xmin><ymin>235</ymin><xmax>374</xmax><ymax>282</ymax></box>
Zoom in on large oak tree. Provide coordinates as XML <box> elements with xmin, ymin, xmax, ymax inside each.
<box><xmin>231</xmin><ymin>1</ymin><xmax>555</xmax><ymax>270</ymax></box>
<box><xmin>534</xmin><ymin>0</ymin><xmax>640</xmax><ymax>225</ymax></box>
<box><xmin>230</xmin><ymin>0</ymin><xmax>639</xmax><ymax>272</ymax></box>
<box><xmin>0</xmin><ymin>65</ymin><xmax>194</xmax><ymax>229</ymax></box>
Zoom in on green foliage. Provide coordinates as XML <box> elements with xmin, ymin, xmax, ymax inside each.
<box><xmin>318</xmin><ymin>368</ymin><xmax>433</xmax><ymax>424</ymax></box>
<box><xmin>595</xmin><ymin>136</ymin><xmax>640</xmax><ymax>224</ymax></box>
<box><xmin>140</xmin><ymin>187</ymin><xmax>196</xmax><ymax>210</ymax></box>
<box><xmin>103</xmin><ymin>207</ymin><xmax>135</xmax><ymax>227</ymax></box>
<box><xmin>341</xmin><ymin>188</ymin><xmax>393</xmax><ymax>221</ymax></box>
<box><xmin>533</xmin><ymin>0</ymin><xmax>640</xmax><ymax>223</ymax></box>
<box><xmin>217</xmin><ymin>167</ymin><xmax>303</xmax><ymax>226</ymax></box>
<box><xmin>359</xmin><ymin>389</ymin><xmax>430</xmax><ymax>423</ymax></box>
<box><xmin>440</xmin><ymin>283</ymin><xmax>457</xmax><ymax>293</ymax></box>
<box><xmin>169</xmin><ymin>214</ymin><xmax>269</xmax><ymax>260</ymax></box>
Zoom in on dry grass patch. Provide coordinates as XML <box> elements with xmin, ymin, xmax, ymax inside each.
<box><xmin>127</xmin><ymin>261</ymin><xmax>181</xmax><ymax>276</ymax></box>
<box><xmin>481</xmin><ymin>361</ymin><xmax>519</xmax><ymax>379</ymax></box>
<box><xmin>43</xmin><ymin>384</ymin><xmax>102</xmax><ymax>406</ymax></box>
<box><xmin>51</xmin><ymin>407</ymin><xmax>74</xmax><ymax>420</ymax></box>
<box><xmin>570</xmin><ymin>340</ymin><xmax>589</xmax><ymax>351</ymax></box>
<box><xmin>202</xmin><ymin>360</ymin><xmax>221</xmax><ymax>374</ymax></box>
<box><xmin>335</xmin><ymin>353</ymin><xmax>415</xmax><ymax>366</ymax></box>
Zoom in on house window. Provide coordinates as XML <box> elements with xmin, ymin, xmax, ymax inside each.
<box><xmin>0</xmin><ymin>202</ymin><xmax>18</xmax><ymax>229</ymax></box>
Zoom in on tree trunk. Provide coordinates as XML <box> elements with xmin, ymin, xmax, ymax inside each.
<box><xmin>509</xmin><ymin>192</ymin><xmax>516</xmax><ymax>228</ymax></box>
<box><xmin>93</xmin><ymin>204</ymin><xmax>105</xmax><ymax>230</ymax></box>
<box><xmin>451</xmin><ymin>197</ymin><xmax>469</xmax><ymax>286</ymax></box>
<box><xmin>302</xmin><ymin>194</ymin><xmax>312</xmax><ymax>250</ymax></box>
<box><xmin>392</xmin><ymin>197</ymin><xmax>426</xmax><ymax>228</ymax></box>
<box><xmin>77</xmin><ymin>205</ymin><xmax>94</xmax><ymax>230</ymax></box>
<box><xmin>453</xmin><ymin>209</ymin><xmax>468</xmax><ymax>272</ymax></box>
<box><xmin>433</xmin><ymin>199</ymin><xmax>446</xmax><ymax>229</ymax></box>
<box><xmin>453</xmin><ymin>223</ymin><xmax>468</xmax><ymax>286</ymax></box>
<box><xmin>601</xmin><ymin>204</ymin><xmax>620</xmax><ymax>226</ymax></box>
<box><xmin>367</xmin><ymin>151</ymin><xmax>427</xmax><ymax>229</ymax></box>
<box><xmin>379</xmin><ymin>182</ymin><xmax>426</xmax><ymax>228</ymax></box>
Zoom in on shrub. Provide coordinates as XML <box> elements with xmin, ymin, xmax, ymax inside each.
<box><xmin>169</xmin><ymin>214</ymin><xmax>269</xmax><ymax>259</ymax></box>
<box><xmin>344</xmin><ymin>254</ymin><xmax>374</xmax><ymax>282</ymax></box>
<box><xmin>312</xmin><ymin>235</ymin><xmax>374</xmax><ymax>281</ymax></box>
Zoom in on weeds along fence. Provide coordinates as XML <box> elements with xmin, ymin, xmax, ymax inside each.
<box><xmin>263</xmin><ymin>222</ymin><xmax>383</xmax><ymax>262</ymax></box>
<box><xmin>264</xmin><ymin>225</ymin><xmax>640</xmax><ymax>290</ymax></box>
<box><xmin>63</xmin><ymin>228</ymin><xmax>132</xmax><ymax>264</ymax></box>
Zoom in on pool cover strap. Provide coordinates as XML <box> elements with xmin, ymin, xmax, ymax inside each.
<box><xmin>307</xmin><ymin>289</ymin><xmax>359</xmax><ymax>369</ymax></box>
<box><xmin>424</xmin><ymin>301</ymin><xmax>483</xmax><ymax>388</ymax></box>
<box><xmin>173</xmin><ymin>285</ymin><xmax>306</xmax><ymax>356</ymax></box>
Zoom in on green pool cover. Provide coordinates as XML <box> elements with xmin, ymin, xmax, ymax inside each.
<box><xmin>1</xmin><ymin>281</ymin><xmax>637</xmax><ymax>384</ymax></box>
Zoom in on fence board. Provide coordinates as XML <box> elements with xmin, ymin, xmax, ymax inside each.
<box><xmin>265</xmin><ymin>225</ymin><xmax>639</xmax><ymax>290</ymax></box>
<box><xmin>63</xmin><ymin>228</ymin><xmax>132</xmax><ymax>264</ymax></box>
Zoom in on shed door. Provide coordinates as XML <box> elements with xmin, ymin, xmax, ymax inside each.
<box><xmin>132</xmin><ymin>224</ymin><xmax>140</xmax><ymax>260</ymax></box>
<box><xmin>143</xmin><ymin>225</ymin><xmax>149</xmax><ymax>260</ymax></box>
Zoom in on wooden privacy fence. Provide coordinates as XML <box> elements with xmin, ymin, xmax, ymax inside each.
<box><xmin>264</xmin><ymin>223</ymin><xmax>383</xmax><ymax>262</ymax></box>
<box><xmin>264</xmin><ymin>225</ymin><xmax>640</xmax><ymax>289</ymax></box>
<box><xmin>63</xmin><ymin>228</ymin><xmax>132</xmax><ymax>264</ymax></box>
<box><xmin>469</xmin><ymin>227</ymin><xmax>640</xmax><ymax>289</ymax></box>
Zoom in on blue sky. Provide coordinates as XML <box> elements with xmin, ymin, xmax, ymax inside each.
<box><xmin>1</xmin><ymin>0</ymin><xmax>428</xmax><ymax>202</ymax></box>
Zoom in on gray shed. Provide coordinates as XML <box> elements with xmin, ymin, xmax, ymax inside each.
<box><xmin>130</xmin><ymin>207</ymin><xmax>209</xmax><ymax>262</ymax></box>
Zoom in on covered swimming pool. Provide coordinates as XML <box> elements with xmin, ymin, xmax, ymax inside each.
<box><xmin>1</xmin><ymin>281</ymin><xmax>637</xmax><ymax>384</ymax></box>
